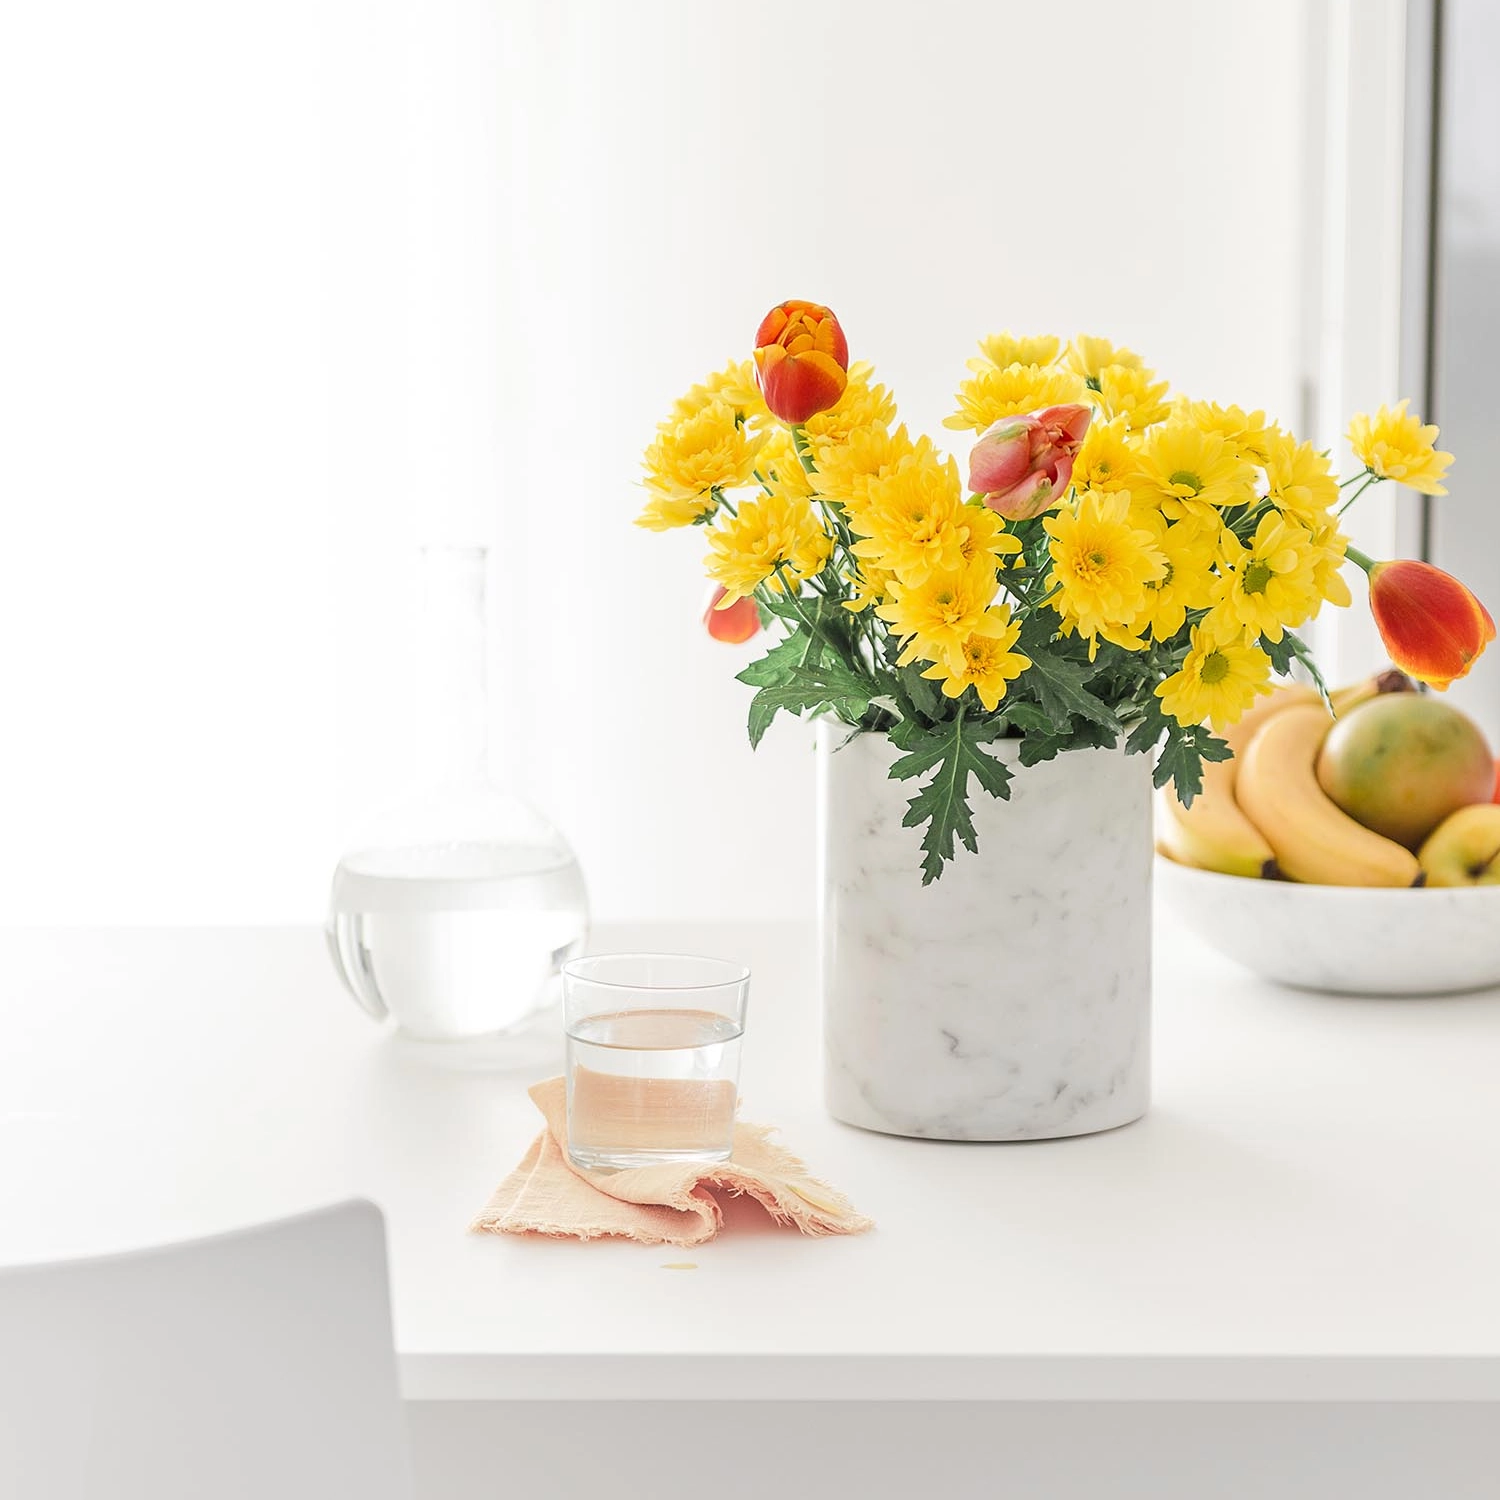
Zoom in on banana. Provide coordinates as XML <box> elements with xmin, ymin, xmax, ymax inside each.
<box><xmin>1224</xmin><ymin>682</ymin><xmax>1320</xmax><ymax>756</ymax></box>
<box><xmin>1328</xmin><ymin>667</ymin><xmax>1414</xmax><ymax>719</ymax></box>
<box><xmin>1153</xmin><ymin>683</ymin><xmax>1313</xmax><ymax>877</ymax></box>
<box><xmin>1235</xmin><ymin>704</ymin><xmax>1423</xmax><ymax>886</ymax></box>
<box><xmin>1155</xmin><ymin>779</ymin><xmax>1275</xmax><ymax>877</ymax></box>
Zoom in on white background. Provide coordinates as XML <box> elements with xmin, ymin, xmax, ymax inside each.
<box><xmin>2</xmin><ymin>0</ymin><xmax>1456</xmax><ymax>927</ymax></box>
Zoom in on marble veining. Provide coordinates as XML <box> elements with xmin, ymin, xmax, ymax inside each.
<box><xmin>817</xmin><ymin>724</ymin><xmax>1153</xmax><ymax>1141</ymax></box>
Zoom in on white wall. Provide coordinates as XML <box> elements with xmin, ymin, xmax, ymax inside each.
<box><xmin>2</xmin><ymin>0</ymin><xmax>1321</xmax><ymax>925</ymax></box>
<box><xmin>0</xmin><ymin>3</ymin><xmax>334</xmax><ymax>926</ymax></box>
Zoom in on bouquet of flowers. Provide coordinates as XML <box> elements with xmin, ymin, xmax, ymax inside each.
<box><xmin>638</xmin><ymin>300</ymin><xmax>1493</xmax><ymax>882</ymax></box>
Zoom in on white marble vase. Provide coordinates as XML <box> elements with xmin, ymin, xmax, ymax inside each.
<box><xmin>818</xmin><ymin>723</ymin><xmax>1152</xmax><ymax>1141</ymax></box>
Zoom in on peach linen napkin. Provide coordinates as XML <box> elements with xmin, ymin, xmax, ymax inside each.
<box><xmin>470</xmin><ymin>1077</ymin><xmax>873</xmax><ymax>1248</ymax></box>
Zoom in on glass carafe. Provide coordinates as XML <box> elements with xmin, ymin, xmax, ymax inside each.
<box><xmin>326</xmin><ymin>547</ymin><xmax>588</xmax><ymax>1040</ymax></box>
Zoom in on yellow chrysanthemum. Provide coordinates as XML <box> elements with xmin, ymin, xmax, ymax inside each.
<box><xmin>876</xmin><ymin>558</ymin><xmax>1000</xmax><ymax>669</ymax></box>
<box><xmin>956</xmin><ymin>501</ymin><xmax>1024</xmax><ymax>569</ymax></box>
<box><xmin>973</xmin><ymin>332</ymin><xmax>1062</xmax><ymax>370</ymax></box>
<box><xmin>1156</xmin><ymin>620</ymin><xmax>1274</xmax><ymax>730</ymax></box>
<box><xmin>851</xmin><ymin>449</ymin><xmax>971</xmax><ymax>587</ymax></box>
<box><xmin>803</xmin><ymin>361</ymin><xmax>897</xmax><ymax>460</ymax></box>
<box><xmin>1211</xmin><ymin>511</ymin><xmax>1321</xmax><ymax>642</ymax></box>
<box><xmin>1133</xmin><ymin>512</ymin><xmax>1220</xmax><ymax>642</ymax></box>
<box><xmin>919</xmin><ymin>606</ymin><xmax>1030</xmax><ymax>711</ymax></box>
<box><xmin>1308</xmin><ymin>513</ymin><xmax>1353</xmax><ymax>609</ymax></box>
<box><xmin>814</xmin><ymin>423</ymin><xmax>926</xmax><ymax>517</ymax></box>
<box><xmin>1043</xmin><ymin>488</ymin><xmax>1166</xmax><ymax>645</ymax></box>
<box><xmin>756</xmin><ymin>428</ymin><xmax>817</xmax><ymax>503</ymax></box>
<box><xmin>1135</xmin><ymin>421</ymin><xmax>1258</xmax><ymax>516</ymax></box>
<box><xmin>1093</xmin><ymin>365</ymin><xmax>1172</xmax><ymax>430</ymax></box>
<box><xmin>1073</xmin><ymin>415</ymin><xmax>1142</xmax><ymax>497</ymax></box>
<box><xmin>667</xmin><ymin>359</ymin><xmax>769</xmax><ymax>431</ymax></box>
<box><xmin>944</xmin><ymin>362</ymin><xmax>1088</xmax><ymax>433</ymax></box>
<box><xmin>1262</xmin><ymin>430</ymin><xmax>1338</xmax><ymax>523</ymax></box>
<box><xmin>1347</xmin><ymin>400</ymin><xmax>1454</xmax><ymax>495</ymax></box>
<box><xmin>1176</xmin><ymin>400</ymin><xmax>1275</xmax><ymax>466</ymax></box>
<box><xmin>843</xmin><ymin>560</ymin><xmax>894</xmax><ymax>614</ymax></box>
<box><xmin>1066</xmin><ymin>336</ymin><xmax>1144</xmax><ymax>382</ymax></box>
<box><xmin>703</xmin><ymin>491</ymin><xmax>831</xmax><ymax>605</ymax></box>
<box><xmin>1058</xmin><ymin>616</ymin><xmax>1151</xmax><ymax>656</ymax></box>
<box><xmin>636</xmin><ymin>400</ymin><xmax>768</xmax><ymax>530</ymax></box>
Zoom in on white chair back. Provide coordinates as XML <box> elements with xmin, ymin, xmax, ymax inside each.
<box><xmin>0</xmin><ymin>1200</ymin><xmax>411</xmax><ymax>1500</ymax></box>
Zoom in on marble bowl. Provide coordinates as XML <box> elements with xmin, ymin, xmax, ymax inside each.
<box><xmin>1155</xmin><ymin>857</ymin><xmax>1500</xmax><ymax>996</ymax></box>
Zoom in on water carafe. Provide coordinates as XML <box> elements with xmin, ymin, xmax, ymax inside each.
<box><xmin>326</xmin><ymin>547</ymin><xmax>587</xmax><ymax>1039</ymax></box>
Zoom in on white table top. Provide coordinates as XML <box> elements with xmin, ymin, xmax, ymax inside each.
<box><xmin>4</xmin><ymin>915</ymin><xmax>1499</xmax><ymax>1402</ymax></box>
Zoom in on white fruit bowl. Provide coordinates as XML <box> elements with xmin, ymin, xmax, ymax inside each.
<box><xmin>1156</xmin><ymin>856</ymin><xmax>1500</xmax><ymax>996</ymax></box>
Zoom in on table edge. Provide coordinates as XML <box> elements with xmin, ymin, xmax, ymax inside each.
<box><xmin>398</xmin><ymin>1352</ymin><xmax>1500</xmax><ymax>1403</ymax></box>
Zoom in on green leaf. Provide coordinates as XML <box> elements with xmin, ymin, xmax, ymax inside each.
<box><xmin>745</xmin><ymin>660</ymin><xmax>872</xmax><ymax>749</ymax></box>
<box><xmin>739</xmin><ymin>629</ymin><xmax>819</xmax><ymax>749</ymax></box>
<box><xmin>747</xmin><ymin>694</ymin><xmax>780</xmax><ymax>751</ymax></box>
<box><xmin>1123</xmin><ymin>693</ymin><xmax>1233</xmax><ymax>806</ymax></box>
<box><xmin>735</xmin><ymin>629</ymin><xmax>812</xmax><ymax>689</ymax></box>
<box><xmin>997</xmin><ymin>701</ymin><xmax>1053</xmax><ymax>737</ymax></box>
<box><xmin>1286</xmin><ymin>629</ymin><xmax>1333</xmax><ymax>709</ymax></box>
<box><xmin>1014</xmin><ymin>615</ymin><xmax>1122</xmax><ymax>736</ymax></box>
<box><xmin>887</xmin><ymin>713</ymin><xmax>1013</xmax><ymax>884</ymax></box>
<box><xmin>1124</xmin><ymin>694</ymin><xmax>1170</xmax><ymax>758</ymax></box>
<box><xmin>756</xmin><ymin>592</ymin><xmax>808</xmax><ymax>626</ymax></box>
<box><xmin>1011</xmin><ymin>712</ymin><xmax>1120</xmax><ymax>768</ymax></box>
<box><xmin>1154</xmin><ymin>719</ymin><xmax>1232</xmax><ymax>806</ymax></box>
<box><xmin>1259</xmin><ymin>631</ymin><xmax>1299</xmax><ymax>676</ymax></box>
<box><xmin>1015</xmin><ymin>727</ymin><xmax>1069</xmax><ymax>768</ymax></box>
<box><xmin>895</xmin><ymin>661</ymin><xmax>945</xmax><ymax>723</ymax></box>
<box><xmin>1258</xmin><ymin>628</ymin><xmax>1333</xmax><ymax>711</ymax></box>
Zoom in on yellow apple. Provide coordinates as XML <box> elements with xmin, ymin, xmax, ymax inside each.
<box><xmin>1418</xmin><ymin>804</ymin><xmax>1500</xmax><ymax>887</ymax></box>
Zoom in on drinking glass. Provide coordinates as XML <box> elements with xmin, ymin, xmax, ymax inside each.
<box><xmin>562</xmin><ymin>953</ymin><xmax>750</xmax><ymax>1171</ymax></box>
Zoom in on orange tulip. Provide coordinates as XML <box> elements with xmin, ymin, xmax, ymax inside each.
<box><xmin>703</xmin><ymin>584</ymin><xmax>761</xmax><ymax>644</ymax></box>
<box><xmin>1350</xmin><ymin>550</ymin><xmax>1495</xmax><ymax>689</ymax></box>
<box><xmin>753</xmin><ymin>300</ymin><xmax>849</xmax><ymax>424</ymax></box>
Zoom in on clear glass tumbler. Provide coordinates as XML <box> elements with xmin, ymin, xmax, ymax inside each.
<box><xmin>563</xmin><ymin>953</ymin><xmax>750</xmax><ymax>1171</ymax></box>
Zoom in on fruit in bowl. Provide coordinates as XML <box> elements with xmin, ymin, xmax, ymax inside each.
<box><xmin>1155</xmin><ymin>671</ymin><xmax>1415</xmax><ymax>886</ymax></box>
<box><xmin>1155</xmin><ymin>672</ymin><xmax>1500</xmax><ymax>993</ymax></box>
<box><xmin>1316</xmin><ymin>695</ymin><xmax>1494</xmax><ymax>847</ymax></box>
<box><xmin>1418</xmin><ymin>804</ymin><xmax>1500</xmax><ymax>886</ymax></box>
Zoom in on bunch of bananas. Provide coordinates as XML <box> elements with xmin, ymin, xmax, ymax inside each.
<box><xmin>1156</xmin><ymin>672</ymin><xmax>1424</xmax><ymax>887</ymax></box>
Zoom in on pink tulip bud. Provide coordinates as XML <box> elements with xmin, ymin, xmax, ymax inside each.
<box><xmin>966</xmin><ymin>418</ymin><xmax>1032</xmax><ymax>495</ymax></box>
<box><xmin>968</xmin><ymin>403</ymin><xmax>1092</xmax><ymax>520</ymax></box>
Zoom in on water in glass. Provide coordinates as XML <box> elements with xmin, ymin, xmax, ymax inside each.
<box><xmin>566</xmin><ymin>1007</ymin><xmax>743</xmax><ymax>1170</ymax></box>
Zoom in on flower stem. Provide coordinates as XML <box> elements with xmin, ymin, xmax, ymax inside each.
<box><xmin>1336</xmin><ymin>473</ymin><xmax>1381</xmax><ymax>516</ymax></box>
<box><xmin>790</xmin><ymin>425</ymin><xmax>816</xmax><ymax>474</ymax></box>
<box><xmin>1344</xmin><ymin>543</ymin><xmax>1377</xmax><ymax>574</ymax></box>
<box><xmin>772</xmin><ymin>563</ymin><xmax>861</xmax><ymax>676</ymax></box>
